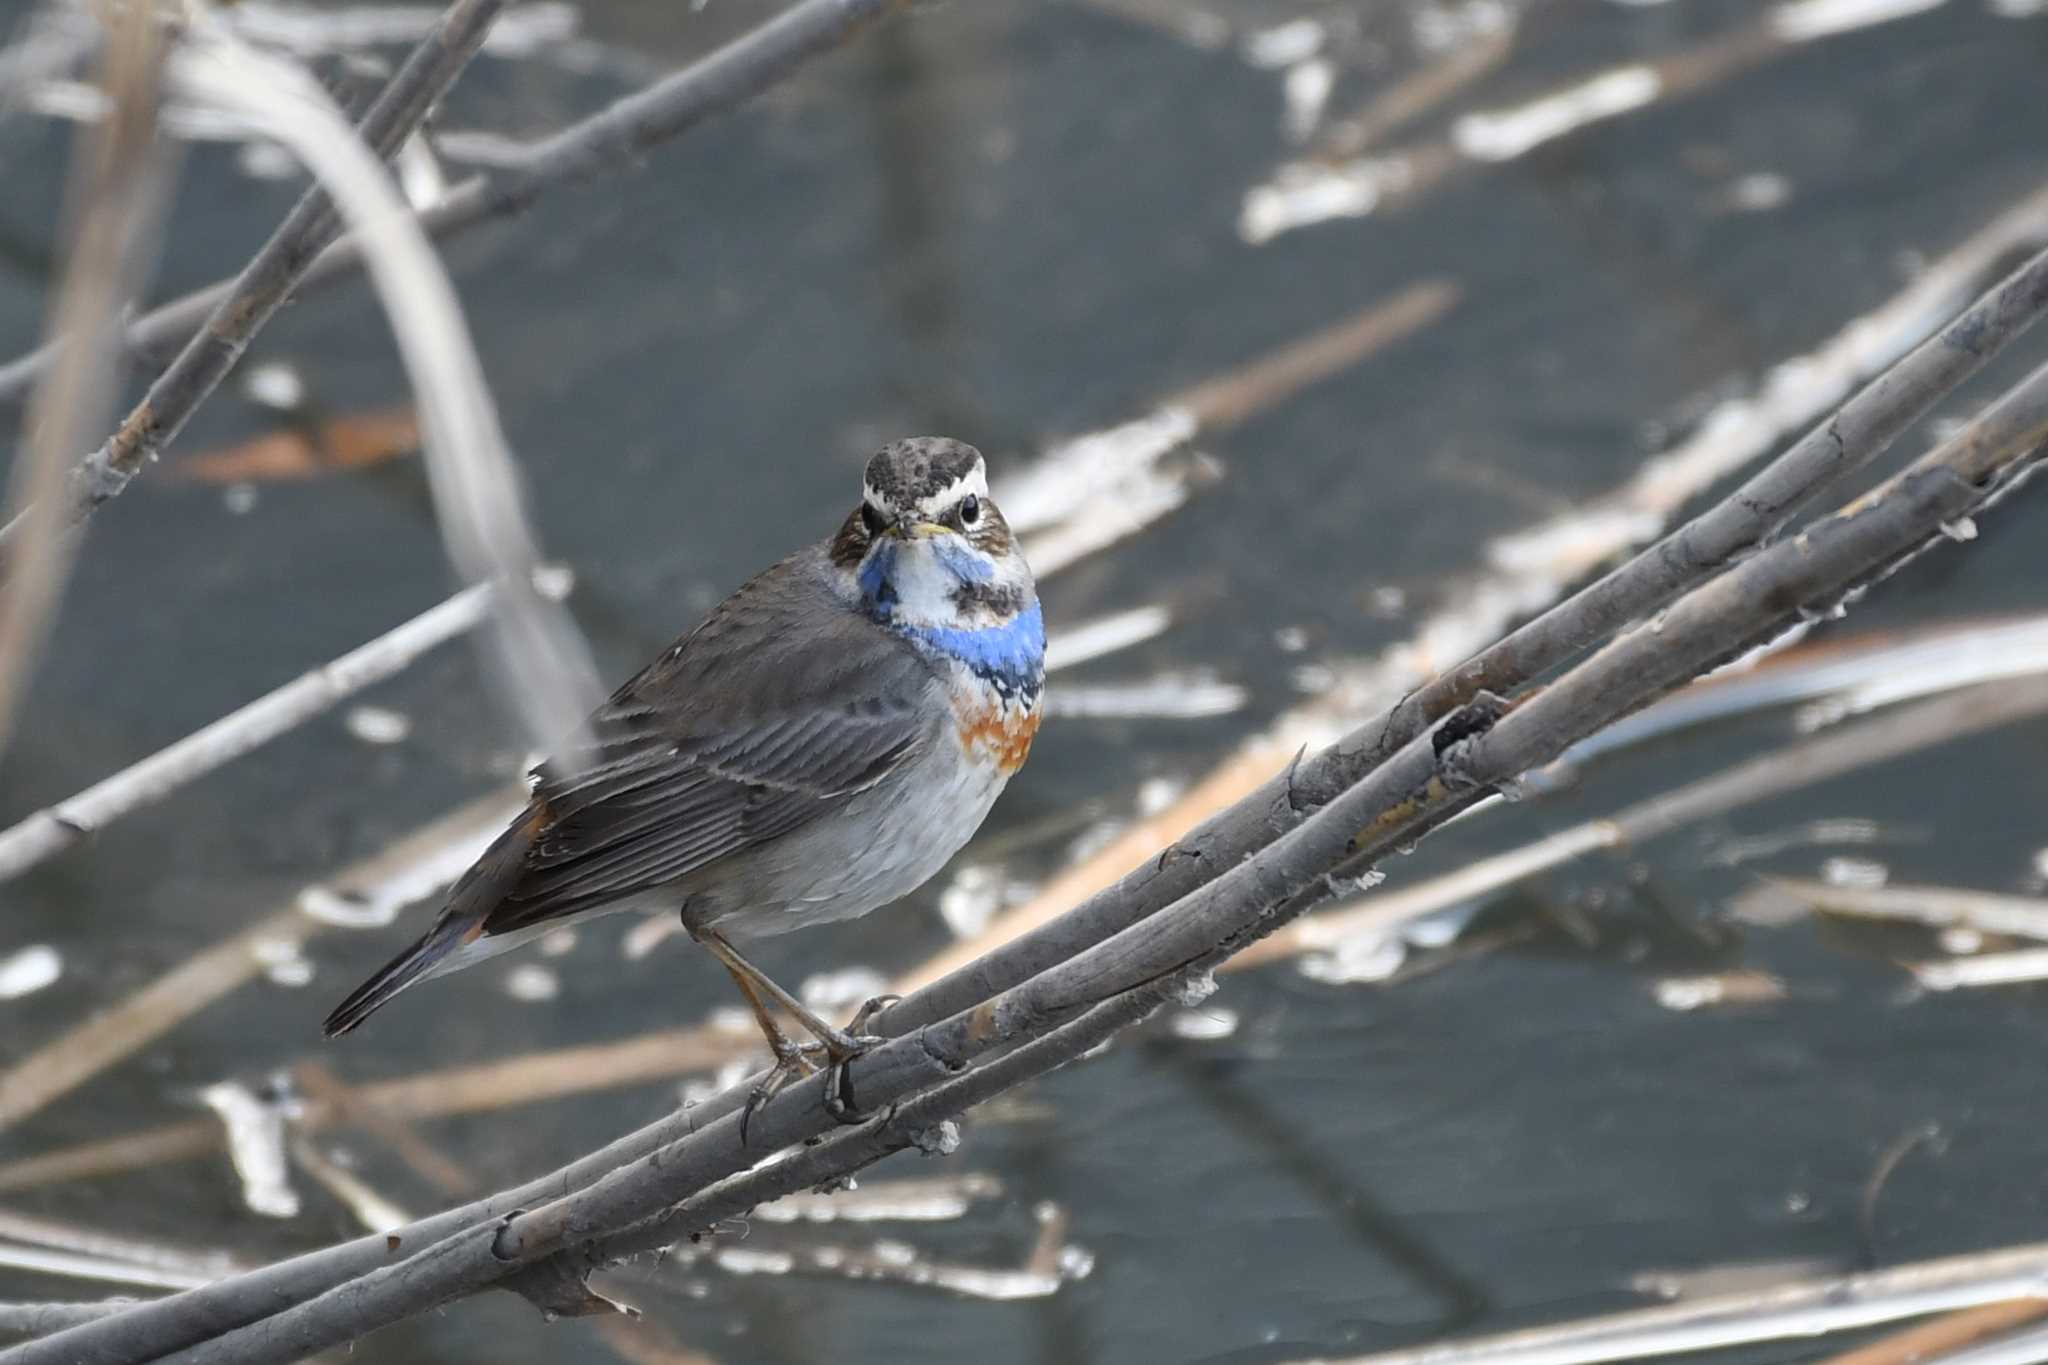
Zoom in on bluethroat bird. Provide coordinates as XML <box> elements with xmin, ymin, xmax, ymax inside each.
<box><xmin>323</xmin><ymin>438</ymin><xmax>1044</xmax><ymax>1136</ymax></box>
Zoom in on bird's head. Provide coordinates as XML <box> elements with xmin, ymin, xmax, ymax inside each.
<box><xmin>833</xmin><ymin>437</ymin><xmax>1035</xmax><ymax>633</ymax></box>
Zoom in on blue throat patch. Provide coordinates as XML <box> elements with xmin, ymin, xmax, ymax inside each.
<box><xmin>896</xmin><ymin>600</ymin><xmax>1045</xmax><ymax>702</ymax></box>
<box><xmin>856</xmin><ymin>543</ymin><xmax>895</xmax><ymax>608</ymax></box>
<box><xmin>858</xmin><ymin>541</ymin><xmax>1043</xmax><ymax>702</ymax></box>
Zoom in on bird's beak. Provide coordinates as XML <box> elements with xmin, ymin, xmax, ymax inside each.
<box><xmin>891</xmin><ymin>520</ymin><xmax>951</xmax><ymax>540</ymax></box>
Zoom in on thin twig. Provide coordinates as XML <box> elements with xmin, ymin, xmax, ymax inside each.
<box><xmin>0</xmin><ymin>792</ymin><xmax>519</xmax><ymax>1132</ymax></box>
<box><xmin>0</xmin><ymin>0</ymin><xmax>504</xmax><ymax>547</ymax></box>
<box><xmin>291</xmin><ymin>1063</ymin><xmax>478</xmax><ymax>1198</ymax></box>
<box><xmin>1560</xmin><ymin>611</ymin><xmax>2048</xmax><ymax>765</ymax></box>
<box><xmin>0</xmin><ymin>3</ymin><xmax>170</xmax><ymax>752</ymax></box>
<box><xmin>1817</xmin><ymin>1298</ymin><xmax>2048</xmax><ymax>1365</ymax></box>
<box><xmin>0</xmin><ymin>584</ymin><xmax>492</xmax><ymax>883</ymax></box>
<box><xmin>0</xmin><ymin>1245</ymin><xmax>210</xmax><ymax>1294</ymax></box>
<box><xmin>1302</xmin><ymin>1239</ymin><xmax>2048</xmax><ymax>1365</ymax></box>
<box><xmin>0</xmin><ymin>1211</ymin><xmax>236</xmax><ymax>1284</ymax></box>
<box><xmin>1770</xmin><ymin>879</ymin><xmax>2048</xmax><ymax>942</ymax></box>
<box><xmin>1858</xmin><ymin>1123</ymin><xmax>1944</xmax><ymax>1267</ymax></box>
<box><xmin>1324</xmin><ymin>24</ymin><xmax>1517</xmax><ymax>155</ymax></box>
<box><xmin>1912</xmin><ymin>1318</ymin><xmax>2048</xmax><ymax>1365</ymax></box>
<box><xmin>0</xmin><ymin>0</ymin><xmax>905</xmax><ymax>412</ymax></box>
<box><xmin>1163</xmin><ymin>279</ymin><xmax>1459</xmax><ymax>429</ymax></box>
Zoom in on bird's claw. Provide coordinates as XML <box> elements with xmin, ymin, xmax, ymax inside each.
<box><xmin>820</xmin><ymin>993</ymin><xmax>899</xmax><ymax>1124</ymax></box>
<box><xmin>740</xmin><ymin>1035</ymin><xmax>821</xmax><ymax>1145</ymax></box>
<box><xmin>821</xmin><ymin>1032</ymin><xmax>886</xmax><ymax>1126</ymax></box>
<box><xmin>733</xmin><ymin>999</ymin><xmax>893</xmax><ymax>1140</ymax></box>
<box><xmin>846</xmin><ymin>992</ymin><xmax>903</xmax><ymax>1034</ymax></box>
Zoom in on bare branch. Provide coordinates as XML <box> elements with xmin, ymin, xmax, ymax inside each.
<box><xmin>882</xmin><ymin>212</ymin><xmax>2048</xmax><ymax>1045</ymax></box>
<box><xmin>906</xmin><ymin>185</ymin><xmax>2048</xmax><ymax>1003</ymax></box>
<box><xmin>0</xmin><ymin>0</ymin><xmax>904</xmax><ymax>414</ymax></box>
<box><xmin>1923</xmin><ymin>1320</ymin><xmax>2048</xmax><ymax>1365</ymax></box>
<box><xmin>1235</xmin><ymin>668</ymin><xmax>2048</xmax><ymax>973</ymax></box>
<box><xmin>43</xmin><ymin>328</ymin><xmax>2047</xmax><ymax>1365</ymax></box>
<box><xmin>0</xmin><ymin>3</ymin><xmax>171</xmax><ymax>752</ymax></box>
<box><xmin>1304</xmin><ymin>1238</ymin><xmax>2048</xmax><ymax>1364</ymax></box>
<box><xmin>167</xmin><ymin>25</ymin><xmax>603</xmax><ymax>751</ymax></box>
<box><xmin>1362</xmin><ymin>229</ymin><xmax>2048</xmax><ymax>787</ymax></box>
<box><xmin>0</xmin><ymin>1305</ymin><xmax>133</xmax><ymax>1341</ymax></box>
<box><xmin>0</xmin><ymin>793</ymin><xmax>520</xmax><ymax>1132</ymax></box>
<box><xmin>471</xmin><ymin>351</ymin><xmax>2048</xmax><ymax>1348</ymax></box>
<box><xmin>0</xmin><ymin>0</ymin><xmax>504</xmax><ymax>547</ymax></box>
<box><xmin>20</xmin><ymin>619</ymin><xmax>2032</xmax><ymax>1185</ymax></box>
<box><xmin>0</xmin><ymin>584</ymin><xmax>492</xmax><ymax>882</ymax></box>
<box><xmin>1816</xmin><ymin>1298</ymin><xmax>2048</xmax><ymax>1365</ymax></box>
<box><xmin>13</xmin><ymin>194</ymin><xmax>2048</xmax><ymax>1363</ymax></box>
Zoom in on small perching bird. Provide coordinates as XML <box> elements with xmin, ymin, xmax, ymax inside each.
<box><xmin>324</xmin><ymin>439</ymin><xmax>1043</xmax><ymax>1135</ymax></box>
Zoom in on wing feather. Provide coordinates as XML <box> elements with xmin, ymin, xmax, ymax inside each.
<box><xmin>475</xmin><ymin>556</ymin><xmax>939</xmax><ymax>936</ymax></box>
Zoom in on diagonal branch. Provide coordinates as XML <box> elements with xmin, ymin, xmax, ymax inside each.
<box><xmin>0</xmin><ymin>583</ymin><xmax>493</xmax><ymax>883</ymax></box>
<box><xmin>14</xmin><ymin>216</ymin><xmax>2048</xmax><ymax>1365</ymax></box>
<box><xmin>0</xmin><ymin>1304</ymin><xmax>131</xmax><ymax>1340</ymax></box>
<box><xmin>860</xmin><ymin>229</ymin><xmax>2048</xmax><ymax>1048</ymax></box>
<box><xmin>41</xmin><ymin>311</ymin><xmax>2048</xmax><ymax>1365</ymax></box>
<box><xmin>464</xmin><ymin>349</ymin><xmax>2048</xmax><ymax>1334</ymax></box>
<box><xmin>9</xmin><ymin>618</ymin><xmax>2039</xmax><ymax>1195</ymax></box>
<box><xmin>832</xmin><ymin>191</ymin><xmax>2048</xmax><ymax>1012</ymax></box>
<box><xmin>0</xmin><ymin>0</ymin><xmax>905</xmax><ymax>430</ymax></box>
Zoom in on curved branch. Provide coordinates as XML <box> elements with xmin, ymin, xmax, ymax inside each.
<box><xmin>165</xmin><ymin>29</ymin><xmax>602</xmax><ymax>753</ymax></box>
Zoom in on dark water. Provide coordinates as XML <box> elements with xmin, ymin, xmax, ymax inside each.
<box><xmin>3</xmin><ymin>1</ymin><xmax>2047</xmax><ymax>1361</ymax></box>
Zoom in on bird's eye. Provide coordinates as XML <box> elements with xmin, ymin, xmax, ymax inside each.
<box><xmin>860</xmin><ymin>503</ymin><xmax>887</xmax><ymax>537</ymax></box>
<box><xmin>958</xmin><ymin>494</ymin><xmax>980</xmax><ymax>526</ymax></box>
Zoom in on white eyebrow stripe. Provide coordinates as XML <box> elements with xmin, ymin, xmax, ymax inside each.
<box><xmin>864</xmin><ymin>459</ymin><xmax>989</xmax><ymax>516</ymax></box>
<box><xmin>914</xmin><ymin>462</ymin><xmax>989</xmax><ymax>513</ymax></box>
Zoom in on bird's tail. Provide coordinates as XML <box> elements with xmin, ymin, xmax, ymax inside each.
<box><xmin>322</xmin><ymin>802</ymin><xmax>544</xmax><ymax>1037</ymax></box>
<box><xmin>321</xmin><ymin>916</ymin><xmax>474</xmax><ymax>1036</ymax></box>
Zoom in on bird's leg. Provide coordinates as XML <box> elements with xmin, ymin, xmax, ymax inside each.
<box><xmin>700</xmin><ymin>931</ymin><xmax>885</xmax><ymax>1127</ymax></box>
<box><xmin>704</xmin><ymin>945</ymin><xmax>820</xmax><ymax>1144</ymax></box>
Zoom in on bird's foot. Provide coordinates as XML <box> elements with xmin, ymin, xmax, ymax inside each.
<box><xmin>740</xmin><ymin>1034</ymin><xmax>821</xmax><ymax>1145</ymax></box>
<box><xmin>815</xmin><ymin>994</ymin><xmax>900</xmax><ymax>1123</ymax></box>
<box><xmin>815</xmin><ymin>1026</ymin><xmax>888</xmax><ymax>1127</ymax></box>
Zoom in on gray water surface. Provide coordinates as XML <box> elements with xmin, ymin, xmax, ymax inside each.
<box><xmin>3</xmin><ymin>1</ymin><xmax>2048</xmax><ymax>1362</ymax></box>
